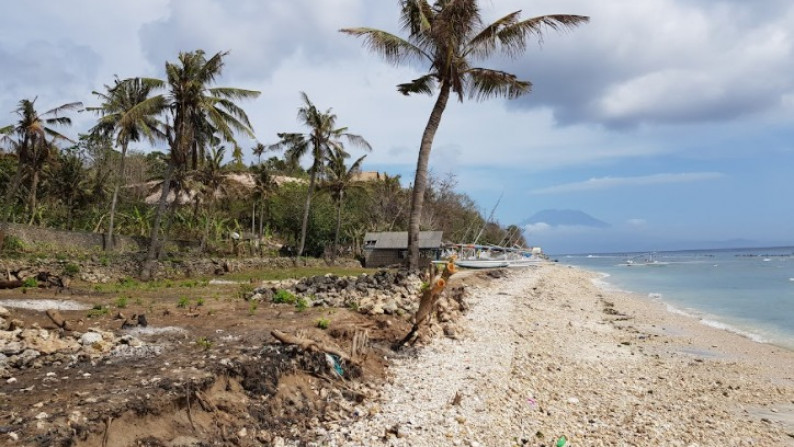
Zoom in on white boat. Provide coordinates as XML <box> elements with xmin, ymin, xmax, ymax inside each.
<box><xmin>434</xmin><ymin>243</ymin><xmax>544</xmax><ymax>269</ymax></box>
<box><xmin>619</xmin><ymin>253</ymin><xmax>668</xmax><ymax>267</ymax></box>
<box><xmin>454</xmin><ymin>259</ymin><xmax>511</xmax><ymax>269</ymax></box>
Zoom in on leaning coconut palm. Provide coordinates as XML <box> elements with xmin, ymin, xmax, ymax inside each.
<box><xmin>141</xmin><ymin>50</ymin><xmax>260</xmax><ymax>269</ymax></box>
<box><xmin>0</xmin><ymin>98</ymin><xmax>82</xmax><ymax>222</ymax></box>
<box><xmin>324</xmin><ymin>146</ymin><xmax>367</xmax><ymax>263</ymax></box>
<box><xmin>342</xmin><ymin>1</ymin><xmax>588</xmax><ymax>269</ymax></box>
<box><xmin>87</xmin><ymin>76</ymin><xmax>165</xmax><ymax>251</ymax></box>
<box><xmin>268</xmin><ymin>92</ymin><xmax>371</xmax><ymax>259</ymax></box>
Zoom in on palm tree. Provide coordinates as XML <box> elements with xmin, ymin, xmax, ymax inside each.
<box><xmin>251</xmin><ymin>163</ymin><xmax>278</xmax><ymax>239</ymax></box>
<box><xmin>325</xmin><ymin>146</ymin><xmax>367</xmax><ymax>262</ymax></box>
<box><xmin>341</xmin><ymin>1</ymin><xmax>588</xmax><ymax>269</ymax></box>
<box><xmin>268</xmin><ymin>92</ymin><xmax>371</xmax><ymax>259</ymax></box>
<box><xmin>51</xmin><ymin>147</ymin><xmax>89</xmax><ymax>229</ymax></box>
<box><xmin>0</xmin><ymin>98</ymin><xmax>82</xmax><ymax>222</ymax></box>
<box><xmin>87</xmin><ymin>76</ymin><xmax>164</xmax><ymax>251</ymax></box>
<box><xmin>141</xmin><ymin>50</ymin><xmax>260</xmax><ymax>266</ymax></box>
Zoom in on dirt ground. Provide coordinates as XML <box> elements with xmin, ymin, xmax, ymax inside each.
<box><xmin>0</xmin><ymin>267</ymin><xmax>487</xmax><ymax>446</ymax></box>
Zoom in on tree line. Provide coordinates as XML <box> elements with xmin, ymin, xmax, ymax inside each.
<box><xmin>1</xmin><ymin>1</ymin><xmax>587</xmax><ymax>270</ymax></box>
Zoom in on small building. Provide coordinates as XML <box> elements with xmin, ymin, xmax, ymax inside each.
<box><xmin>362</xmin><ymin>231</ymin><xmax>443</xmax><ymax>268</ymax></box>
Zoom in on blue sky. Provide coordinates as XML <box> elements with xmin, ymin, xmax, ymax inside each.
<box><xmin>1</xmin><ymin>0</ymin><xmax>793</xmax><ymax>254</ymax></box>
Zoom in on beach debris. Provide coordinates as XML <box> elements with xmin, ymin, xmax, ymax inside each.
<box><xmin>394</xmin><ymin>260</ymin><xmax>457</xmax><ymax>349</ymax></box>
<box><xmin>556</xmin><ymin>435</ymin><xmax>568</xmax><ymax>447</ymax></box>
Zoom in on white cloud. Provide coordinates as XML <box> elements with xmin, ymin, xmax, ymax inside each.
<box><xmin>530</xmin><ymin>172</ymin><xmax>725</xmax><ymax>195</ymax></box>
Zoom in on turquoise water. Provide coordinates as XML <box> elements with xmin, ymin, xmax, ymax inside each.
<box><xmin>559</xmin><ymin>247</ymin><xmax>794</xmax><ymax>350</ymax></box>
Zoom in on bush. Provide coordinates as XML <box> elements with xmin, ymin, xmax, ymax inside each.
<box><xmin>295</xmin><ymin>297</ymin><xmax>308</xmax><ymax>312</ymax></box>
<box><xmin>273</xmin><ymin>289</ymin><xmax>297</xmax><ymax>304</ymax></box>
<box><xmin>22</xmin><ymin>277</ymin><xmax>38</xmax><ymax>288</ymax></box>
<box><xmin>316</xmin><ymin>318</ymin><xmax>330</xmax><ymax>330</ymax></box>
<box><xmin>115</xmin><ymin>296</ymin><xmax>129</xmax><ymax>309</ymax></box>
<box><xmin>63</xmin><ymin>263</ymin><xmax>80</xmax><ymax>276</ymax></box>
<box><xmin>2</xmin><ymin>235</ymin><xmax>24</xmax><ymax>253</ymax></box>
<box><xmin>177</xmin><ymin>296</ymin><xmax>189</xmax><ymax>308</ymax></box>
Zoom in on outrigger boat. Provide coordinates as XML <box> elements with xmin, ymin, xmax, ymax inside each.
<box><xmin>435</xmin><ymin>243</ymin><xmax>544</xmax><ymax>269</ymax></box>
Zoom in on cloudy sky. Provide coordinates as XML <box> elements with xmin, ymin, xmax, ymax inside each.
<box><xmin>2</xmin><ymin>1</ymin><xmax>793</xmax><ymax>254</ymax></box>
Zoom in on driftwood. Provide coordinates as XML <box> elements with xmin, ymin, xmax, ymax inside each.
<box><xmin>0</xmin><ymin>280</ymin><xmax>23</xmax><ymax>289</ymax></box>
<box><xmin>394</xmin><ymin>260</ymin><xmax>457</xmax><ymax>350</ymax></box>
<box><xmin>270</xmin><ymin>329</ymin><xmax>357</xmax><ymax>365</ymax></box>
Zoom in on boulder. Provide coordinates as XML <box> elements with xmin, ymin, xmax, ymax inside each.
<box><xmin>79</xmin><ymin>332</ymin><xmax>103</xmax><ymax>346</ymax></box>
<box><xmin>0</xmin><ymin>306</ymin><xmax>9</xmax><ymax>318</ymax></box>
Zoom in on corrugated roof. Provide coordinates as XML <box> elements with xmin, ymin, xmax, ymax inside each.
<box><xmin>363</xmin><ymin>231</ymin><xmax>443</xmax><ymax>249</ymax></box>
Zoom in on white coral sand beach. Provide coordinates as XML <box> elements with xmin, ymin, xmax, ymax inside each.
<box><xmin>320</xmin><ymin>265</ymin><xmax>794</xmax><ymax>446</ymax></box>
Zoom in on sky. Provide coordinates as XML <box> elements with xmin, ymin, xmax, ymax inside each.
<box><xmin>1</xmin><ymin>0</ymin><xmax>793</xmax><ymax>254</ymax></box>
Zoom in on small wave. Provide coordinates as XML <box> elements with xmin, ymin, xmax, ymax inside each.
<box><xmin>699</xmin><ymin>319</ymin><xmax>768</xmax><ymax>344</ymax></box>
<box><xmin>648</xmin><ymin>292</ymin><xmax>663</xmax><ymax>299</ymax></box>
<box><xmin>665</xmin><ymin>303</ymin><xmax>697</xmax><ymax>318</ymax></box>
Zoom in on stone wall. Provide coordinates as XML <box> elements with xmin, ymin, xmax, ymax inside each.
<box><xmin>0</xmin><ymin>221</ymin><xmax>148</xmax><ymax>253</ymax></box>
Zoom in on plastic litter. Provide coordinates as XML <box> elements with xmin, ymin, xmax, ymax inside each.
<box><xmin>556</xmin><ymin>435</ymin><xmax>568</xmax><ymax>447</ymax></box>
<box><xmin>325</xmin><ymin>353</ymin><xmax>344</xmax><ymax>376</ymax></box>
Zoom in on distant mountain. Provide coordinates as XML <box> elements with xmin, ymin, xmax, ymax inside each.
<box><xmin>521</xmin><ymin>209</ymin><xmax>610</xmax><ymax>228</ymax></box>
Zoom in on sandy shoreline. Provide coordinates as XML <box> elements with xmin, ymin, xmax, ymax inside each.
<box><xmin>320</xmin><ymin>264</ymin><xmax>794</xmax><ymax>446</ymax></box>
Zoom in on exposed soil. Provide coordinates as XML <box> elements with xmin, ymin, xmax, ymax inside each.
<box><xmin>0</xmin><ymin>266</ymin><xmax>486</xmax><ymax>446</ymax></box>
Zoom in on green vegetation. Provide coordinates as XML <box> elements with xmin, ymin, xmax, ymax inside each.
<box><xmin>115</xmin><ymin>295</ymin><xmax>129</xmax><ymax>308</ymax></box>
<box><xmin>87</xmin><ymin>304</ymin><xmax>109</xmax><ymax>318</ymax></box>
<box><xmin>248</xmin><ymin>301</ymin><xmax>258</xmax><ymax>315</ymax></box>
<box><xmin>295</xmin><ymin>297</ymin><xmax>308</xmax><ymax>312</ymax></box>
<box><xmin>176</xmin><ymin>296</ymin><xmax>190</xmax><ymax>308</ymax></box>
<box><xmin>0</xmin><ymin>34</ymin><xmax>541</xmax><ymax>261</ymax></box>
<box><xmin>22</xmin><ymin>277</ymin><xmax>37</xmax><ymax>288</ymax></box>
<box><xmin>63</xmin><ymin>263</ymin><xmax>80</xmax><ymax>276</ymax></box>
<box><xmin>273</xmin><ymin>289</ymin><xmax>296</xmax><ymax>304</ymax></box>
<box><xmin>316</xmin><ymin>318</ymin><xmax>330</xmax><ymax>330</ymax></box>
<box><xmin>196</xmin><ymin>336</ymin><xmax>213</xmax><ymax>350</ymax></box>
<box><xmin>196</xmin><ymin>297</ymin><xmax>205</xmax><ymax>307</ymax></box>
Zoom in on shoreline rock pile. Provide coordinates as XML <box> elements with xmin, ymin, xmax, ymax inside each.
<box><xmin>248</xmin><ymin>270</ymin><xmax>425</xmax><ymax>317</ymax></box>
<box><xmin>0</xmin><ymin>305</ymin><xmax>159</xmax><ymax>378</ymax></box>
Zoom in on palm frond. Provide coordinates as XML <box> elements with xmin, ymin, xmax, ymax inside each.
<box><xmin>208</xmin><ymin>87</ymin><xmax>261</xmax><ymax>101</ymax></box>
<box><xmin>397</xmin><ymin>74</ymin><xmax>436</xmax><ymax>96</ymax></box>
<box><xmin>465</xmin><ymin>68</ymin><xmax>531</xmax><ymax>101</ymax></box>
<box><xmin>340</xmin><ymin>28</ymin><xmax>430</xmax><ymax>65</ymax></box>
<box><xmin>465</xmin><ymin>11</ymin><xmax>521</xmax><ymax>58</ymax></box>
<box><xmin>341</xmin><ymin>133</ymin><xmax>373</xmax><ymax>151</ymax></box>
<box><xmin>494</xmin><ymin>14</ymin><xmax>590</xmax><ymax>56</ymax></box>
<box><xmin>400</xmin><ymin>0</ymin><xmax>434</xmax><ymax>37</ymax></box>
<box><xmin>43</xmin><ymin>102</ymin><xmax>83</xmax><ymax>117</ymax></box>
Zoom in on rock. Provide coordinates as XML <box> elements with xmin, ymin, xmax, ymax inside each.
<box><xmin>0</xmin><ymin>306</ymin><xmax>9</xmax><ymax>318</ymax></box>
<box><xmin>0</xmin><ymin>317</ymin><xmax>9</xmax><ymax>331</ymax></box>
<box><xmin>0</xmin><ymin>342</ymin><xmax>23</xmax><ymax>356</ymax></box>
<box><xmin>16</xmin><ymin>349</ymin><xmax>40</xmax><ymax>367</ymax></box>
<box><xmin>45</xmin><ymin>309</ymin><xmax>71</xmax><ymax>330</ymax></box>
<box><xmin>79</xmin><ymin>332</ymin><xmax>103</xmax><ymax>346</ymax></box>
<box><xmin>34</xmin><ymin>412</ymin><xmax>48</xmax><ymax>420</ymax></box>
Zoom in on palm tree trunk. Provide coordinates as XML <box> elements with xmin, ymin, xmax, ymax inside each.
<box><xmin>407</xmin><ymin>82</ymin><xmax>450</xmax><ymax>270</ymax></box>
<box><xmin>27</xmin><ymin>170</ymin><xmax>40</xmax><ymax>226</ymax></box>
<box><xmin>145</xmin><ymin>163</ymin><xmax>174</xmax><ymax>264</ymax></box>
<box><xmin>332</xmin><ymin>191</ymin><xmax>344</xmax><ymax>263</ymax></box>
<box><xmin>105</xmin><ymin>142</ymin><xmax>128</xmax><ymax>252</ymax></box>
<box><xmin>296</xmin><ymin>166</ymin><xmax>318</xmax><ymax>259</ymax></box>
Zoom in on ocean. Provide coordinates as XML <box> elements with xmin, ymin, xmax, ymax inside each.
<box><xmin>558</xmin><ymin>246</ymin><xmax>794</xmax><ymax>351</ymax></box>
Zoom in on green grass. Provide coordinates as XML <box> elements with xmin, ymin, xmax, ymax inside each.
<box><xmin>213</xmin><ymin>266</ymin><xmax>380</xmax><ymax>283</ymax></box>
<box><xmin>273</xmin><ymin>289</ymin><xmax>296</xmax><ymax>304</ymax></box>
<box><xmin>22</xmin><ymin>277</ymin><xmax>38</xmax><ymax>288</ymax></box>
<box><xmin>115</xmin><ymin>295</ymin><xmax>129</xmax><ymax>309</ymax></box>
<box><xmin>177</xmin><ymin>296</ymin><xmax>190</xmax><ymax>308</ymax></box>
<box><xmin>316</xmin><ymin>318</ymin><xmax>330</xmax><ymax>330</ymax></box>
<box><xmin>87</xmin><ymin>305</ymin><xmax>109</xmax><ymax>319</ymax></box>
<box><xmin>248</xmin><ymin>300</ymin><xmax>258</xmax><ymax>315</ymax></box>
<box><xmin>295</xmin><ymin>297</ymin><xmax>308</xmax><ymax>312</ymax></box>
<box><xmin>196</xmin><ymin>336</ymin><xmax>213</xmax><ymax>350</ymax></box>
